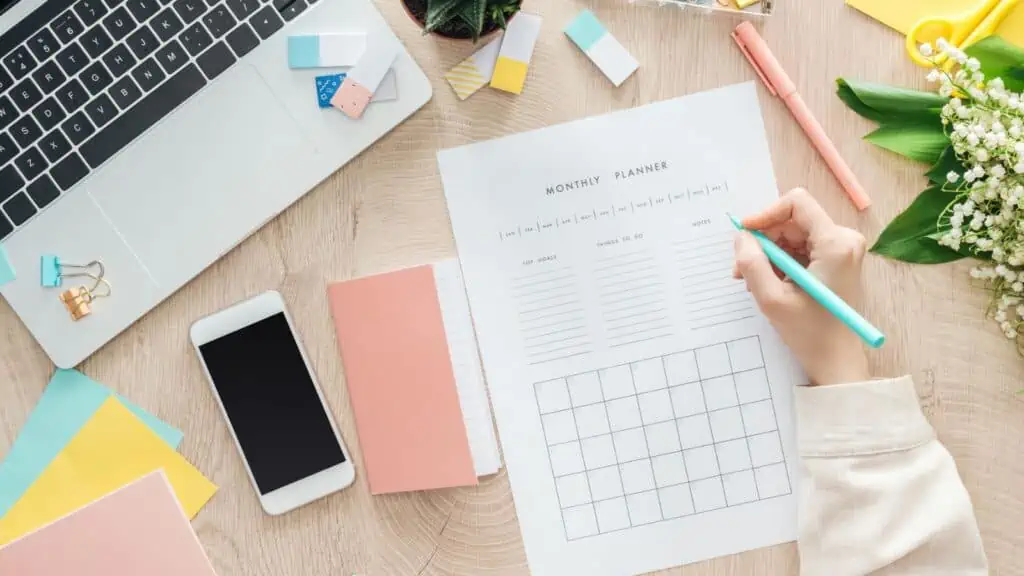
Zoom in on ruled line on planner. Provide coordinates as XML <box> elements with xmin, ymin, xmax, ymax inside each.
<box><xmin>528</xmin><ymin>350</ymin><xmax>592</xmax><ymax>366</ymax></box>
<box><xmin>608</xmin><ymin>332</ymin><xmax>674</xmax><ymax>348</ymax></box>
<box><xmin>691</xmin><ymin>315</ymin><xmax>756</xmax><ymax>331</ymax></box>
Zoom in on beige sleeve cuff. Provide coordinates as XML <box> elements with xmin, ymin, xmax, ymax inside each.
<box><xmin>795</xmin><ymin>376</ymin><xmax>935</xmax><ymax>458</ymax></box>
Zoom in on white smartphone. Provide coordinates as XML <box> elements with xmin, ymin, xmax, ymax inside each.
<box><xmin>190</xmin><ymin>291</ymin><xmax>355</xmax><ymax>515</ymax></box>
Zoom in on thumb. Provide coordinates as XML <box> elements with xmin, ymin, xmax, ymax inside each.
<box><xmin>734</xmin><ymin>232</ymin><xmax>786</xmax><ymax>311</ymax></box>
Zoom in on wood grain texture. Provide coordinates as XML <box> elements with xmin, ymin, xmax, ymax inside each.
<box><xmin>2</xmin><ymin>0</ymin><xmax>1023</xmax><ymax>574</ymax></box>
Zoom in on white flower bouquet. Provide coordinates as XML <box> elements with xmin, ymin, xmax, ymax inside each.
<box><xmin>839</xmin><ymin>36</ymin><xmax>1024</xmax><ymax>348</ymax></box>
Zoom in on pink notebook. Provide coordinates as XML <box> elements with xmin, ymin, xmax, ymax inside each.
<box><xmin>328</xmin><ymin>260</ymin><xmax>500</xmax><ymax>494</ymax></box>
<box><xmin>0</xmin><ymin>471</ymin><xmax>217</xmax><ymax>576</ymax></box>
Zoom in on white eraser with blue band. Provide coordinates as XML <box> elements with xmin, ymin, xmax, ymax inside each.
<box><xmin>288</xmin><ymin>33</ymin><xmax>367</xmax><ymax>69</ymax></box>
<box><xmin>564</xmin><ymin>10</ymin><xmax>638</xmax><ymax>87</ymax></box>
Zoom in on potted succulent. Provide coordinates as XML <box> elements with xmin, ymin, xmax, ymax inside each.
<box><xmin>402</xmin><ymin>0</ymin><xmax>523</xmax><ymax>42</ymax></box>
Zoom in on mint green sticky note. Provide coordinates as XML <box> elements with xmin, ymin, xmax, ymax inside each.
<box><xmin>0</xmin><ymin>244</ymin><xmax>14</xmax><ymax>286</ymax></box>
<box><xmin>0</xmin><ymin>369</ymin><xmax>184</xmax><ymax>516</ymax></box>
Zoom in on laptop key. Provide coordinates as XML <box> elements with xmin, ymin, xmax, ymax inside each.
<box><xmin>225</xmin><ymin>22</ymin><xmax>258</xmax><ymax>57</ymax></box>
<box><xmin>10</xmin><ymin>115</ymin><xmax>43</xmax><ymax>148</ymax></box>
<box><xmin>51</xmin><ymin>152</ymin><xmax>89</xmax><ymax>190</ymax></box>
<box><xmin>85</xmin><ymin>93</ymin><xmax>119</xmax><ymax>127</ymax></box>
<box><xmin>103</xmin><ymin>44</ymin><xmax>137</xmax><ymax>77</ymax></box>
<box><xmin>61</xmin><ymin>111</ymin><xmax>96</xmax><ymax>145</ymax></box>
<box><xmin>173</xmin><ymin>0</ymin><xmax>207</xmax><ymax>23</ymax></box>
<box><xmin>56</xmin><ymin>78</ymin><xmax>90</xmax><ymax>113</ymax></box>
<box><xmin>0</xmin><ymin>133</ymin><xmax>16</xmax><ymax>165</ymax></box>
<box><xmin>249</xmin><ymin>5</ymin><xmax>282</xmax><ymax>40</ymax></box>
<box><xmin>81</xmin><ymin>25</ymin><xmax>114</xmax><ymax>58</ymax></box>
<box><xmin>275</xmin><ymin>0</ymin><xmax>305</xmax><ymax>22</ymax></box>
<box><xmin>32</xmin><ymin>97</ymin><xmax>68</xmax><ymax>131</ymax></box>
<box><xmin>27</xmin><ymin>29</ymin><xmax>61</xmax><ymax>62</ymax></box>
<box><xmin>0</xmin><ymin>166</ymin><xmax>25</xmax><ymax>203</ymax></box>
<box><xmin>81</xmin><ymin>62</ymin><xmax>114</xmax><ymax>95</ymax></box>
<box><xmin>52</xmin><ymin>11</ymin><xmax>86</xmax><ymax>44</ymax></box>
<box><xmin>105</xmin><ymin>0</ymin><xmax>127</xmax><ymax>7</ymax></box>
<box><xmin>109</xmin><ymin>76</ymin><xmax>142</xmax><ymax>109</ymax></box>
<box><xmin>156</xmin><ymin>39</ymin><xmax>188</xmax><ymax>73</ymax></box>
<box><xmin>152</xmin><ymin>7</ymin><xmax>184</xmax><ymax>42</ymax></box>
<box><xmin>39</xmin><ymin>129</ymin><xmax>72</xmax><ymax>163</ymax></box>
<box><xmin>127</xmin><ymin>26</ymin><xmax>159</xmax><ymax>60</ymax></box>
<box><xmin>0</xmin><ymin>67</ymin><xmax>12</xmax><ymax>94</ymax></box>
<box><xmin>226</xmin><ymin>0</ymin><xmax>259</xmax><ymax>20</ymax></box>
<box><xmin>11</xmin><ymin>78</ymin><xmax>43</xmax><ymax>113</ymax></box>
<box><xmin>3</xmin><ymin>193</ymin><xmax>36</xmax><ymax>226</ymax></box>
<box><xmin>196</xmin><ymin>41</ymin><xmax>234</xmax><ymax>79</ymax></box>
<box><xmin>80</xmin><ymin>63</ymin><xmax>205</xmax><ymax>168</ymax></box>
<box><xmin>26</xmin><ymin>175</ymin><xmax>61</xmax><ymax>210</ymax></box>
<box><xmin>3</xmin><ymin>47</ymin><xmax>37</xmax><ymax>81</ymax></box>
<box><xmin>203</xmin><ymin>4</ymin><xmax>236</xmax><ymax>38</ymax></box>
<box><xmin>131</xmin><ymin>57</ymin><xmax>166</xmax><ymax>91</ymax></box>
<box><xmin>32</xmin><ymin>61</ymin><xmax>67</xmax><ymax>95</ymax></box>
<box><xmin>180</xmin><ymin>22</ymin><xmax>213</xmax><ymax>56</ymax></box>
<box><xmin>103</xmin><ymin>7</ymin><xmax>138</xmax><ymax>41</ymax></box>
<box><xmin>56</xmin><ymin>43</ymin><xmax>89</xmax><ymax>77</ymax></box>
<box><xmin>126</xmin><ymin>0</ymin><xmax>160</xmax><ymax>22</ymax></box>
<box><xmin>0</xmin><ymin>214</ymin><xmax>12</xmax><ymax>240</ymax></box>
<box><xmin>0</xmin><ymin>96</ymin><xmax>16</xmax><ymax>131</ymax></box>
<box><xmin>73</xmin><ymin>0</ymin><xmax>109</xmax><ymax>26</ymax></box>
<box><xmin>14</xmin><ymin>147</ymin><xmax>48</xmax><ymax>181</ymax></box>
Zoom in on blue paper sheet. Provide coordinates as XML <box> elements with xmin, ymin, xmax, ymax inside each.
<box><xmin>0</xmin><ymin>369</ymin><xmax>183</xmax><ymax>516</ymax></box>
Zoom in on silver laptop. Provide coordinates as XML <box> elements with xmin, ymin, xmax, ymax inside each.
<box><xmin>0</xmin><ymin>0</ymin><xmax>432</xmax><ymax>367</ymax></box>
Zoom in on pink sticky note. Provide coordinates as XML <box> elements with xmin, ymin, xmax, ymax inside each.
<box><xmin>328</xmin><ymin>265</ymin><xmax>478</xmax><ymax>494</ymax></box>
<box><xmin>330</xmin><ymin>78</ymin><xmax>373</xmax><ymax>119</ymax></box>
<box><xmin>0</xmin><ymin>471</ymin><xmax>217</xmax><ymax>576</ymax></box>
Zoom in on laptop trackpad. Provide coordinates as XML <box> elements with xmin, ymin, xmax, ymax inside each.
<box><xmin>89</xmin><ymin>64</ymin><xmax>317</xmax><ymax>288</ymax></box>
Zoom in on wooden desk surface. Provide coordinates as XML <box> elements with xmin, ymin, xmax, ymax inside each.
<box><xmin>2</xmin><ymin>1</ymin><xmax>1023</xmax><ymax>574</ymax></box>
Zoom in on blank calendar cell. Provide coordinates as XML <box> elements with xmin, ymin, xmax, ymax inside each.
<box><xmin>669</xmin><ymin>382</ymin><xmax>705</xmax><ymax>418</ymax></box>
<box><xmin>574</xmin><ymin>403</ymin><xmax>611</xmax><ymax>438</ymax></box>
<box><xmin>626</xmin><ymin>490</ymin><xmax>662</xmax><ymax>525</ymax></box>
<box><xmin>683</xmin><ymin>445</ymin><xmax>719</xmax><ymax>481</ymax></box>
<box><xmin>536</xmin><ymin>379</ymin><xmax>571</xmax><ymax>414</ymax></box>
<box><xmin>588</xmin><ymin>465</ymin><xmax>624</xmax><ymax>500</ymax></box>
<box><xmin>613</xmin><ymin>427</ymin><xmax>649</xmax><ymax>462</ymax></box>
<box><xmin>702</xmin><ymin>375</ymin><xmax>739</xmax><ymax>411</ymax></box>
<box><xmin>644</xmin><ymin>421</ymin><xmax>680</xmax><ymax>456</ymax></box>
<box><xmin>677</xmin><ymin>413</ymin><xmax>713</xmax><ymax>449</ymax></box>
<box><xmin>696</xmin><ymin>344</ymin><xmax>731</xmax><ymax>379</ymax></box>
<box><xmin>568</xmin><ymin>372</ymin><xmax>604</xmax><ymax>406</ymax></box>
<box><xmin>631</xmin><ymin>358</ymin><xmax>667</xmax><ymax>392</ymax></box>
<box><xmin>723</xmin><ymin>470</ymin><xmax>758</xmax><ymax>505</ymax></box>
<box><xmin>690</xmin><ymin>477</ymin><xmax>726</xmax><ymax>512</ymax></box>
<box><xmin>727</xmin><ymin>337</ymin><xmax>764</xmax><ymax>372</ymax></box>
<box><xmin>748</xmin><ymin>432</ymin><xmax>784</xmax><ymax>467</ymax></box>
<box><xmin>563</xmin><ymin>504</ymin><xmax>599</xmax><ymax>540</ymax></box>
<box><xmin>741</xmin><ymin>400</ymin><xmax>777</xmax><ymax>435</ymax></box>
<box><xmin>542</xmin><ymin>410</ymin><xmax>578</xmax><ymax>445</ymax></box>
<box><xmin>664</xmin><ymin>350</ymin><xmax>699</xmax><ymax>386</ymax></box>
<box><xmin>550</xmin><ymin>441</ymin><xmax>585</xmax><ymax>476</ymax></box>
<box><xmin>606</xmin><ymin>396</ymin><xmax>642</xmax><ymax>431</ymax></box>
<box><xmin>620</xmin><ymin>459</ymin><xmax>656</xmax><ymax>494</ymax></box>
<box><xmin>715</xmin><ymin>438</ymin><xmax>752</xmax><ymax>474</ymax></box>
<box><xmin>557</xmin><ymin>473</ymin><xmax>592</xmax><ymax>508</ymax></box>
<box><xmin>651</xmin><ymin>452</ymin><xmax>688</xmax><ymax>487</ymax></box>
<box><xmin>709</xmin><ymin>407</ymin><xmax>746</xmax><ymax>442</ymax></box>
<box><xmin>600</xmin><ymin>365</ymin><xmax>635</xmax><ymax>400</ymax></box>
<box><xmin>755</xmin><ymin>463</ymin><xmax>791</xmax><ymax>498</ymax></box>
<box><xmin>594</xmin><ymin>497</ymin><xmax>630</xmax><ymax>532</ymax></box>
<box><xmin>581</xmin><ymin>435</ymin><xmax>617</xmax><ymax>469</ymax></box>
<box><xmin>638</xmin><ymin>389</ymin><xmax>674</xmax><ymax>424</ymax></box>
<box><xmin>659</xmin><ymin>483</ymin><xmax>695</xmax><ymax>518</ymax></box>
<box><xmin>734</xmin><ymin>368</ymin><xmax>770</xmax><ymax>404</ymax></box>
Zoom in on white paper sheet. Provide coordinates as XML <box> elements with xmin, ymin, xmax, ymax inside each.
<box><xmin>437</xmin><ymin>82</ymin><xmax>805</xmax><ymax>575</ymax></box>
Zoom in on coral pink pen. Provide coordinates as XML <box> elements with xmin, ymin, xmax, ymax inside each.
<box><xmin>731</xmin><ymin>22</ymin><xmax>871</xmax><ymax>211</ymax></box>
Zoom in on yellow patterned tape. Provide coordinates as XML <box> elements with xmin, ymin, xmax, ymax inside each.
<box><xmin>446</xmin><ymin>61</ymin><xmax>488</xmax><ymax>100</ymax></box>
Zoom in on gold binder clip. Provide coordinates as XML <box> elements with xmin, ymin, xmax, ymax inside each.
<box><xmin>60</xmin><ymin>274</ymin><xmax>112</xmax><ymax>321</ymax></box>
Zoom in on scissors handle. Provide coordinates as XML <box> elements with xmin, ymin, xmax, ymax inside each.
<box><xmin>906</xmin><ymin>18</ymin><xmax>957</xmax><ymax>66</ymax></box>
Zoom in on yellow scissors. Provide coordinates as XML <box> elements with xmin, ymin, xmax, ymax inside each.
<box><xmin>906</xmin><ymin>0</ymin><xmax>1021</xmax><ymax>67</ymax></box>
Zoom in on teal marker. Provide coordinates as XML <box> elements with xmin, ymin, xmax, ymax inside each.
<box><xmin>729</xmin><ymin>214</ymin><xmax>885</xmax><ymax>349</ymax></box>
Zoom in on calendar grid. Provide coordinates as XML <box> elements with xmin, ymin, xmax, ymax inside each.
<box><xmin>536</xmin><ymin>337</ymin><xmax>792</xmax><ymax>541</ymax></box>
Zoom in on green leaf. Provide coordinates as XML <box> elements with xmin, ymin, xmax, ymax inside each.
<box><xmin>835</xmin><ymin>78</ymin><xmax>947</xmax><ymax>124</ymax></box>
<box><xmin>924</xmin><ymin>145</ymin><xmax>964</xmax><ymax>185</ymax></box>
<box><xmin>457</xmin><ymin>0</ymin><xmax>486</xmax><ymax>40</ymax></box>
<box><xmin>863</xmin><ymin>124</ymin><xmax>949</xmax><ymax>163</ymax></box>
<box><xmin>870</xmin><ymin>186</ymin><xmax>966</xmax><ymax>264</ymax></box>
<box><xmin>424</xmin><ymin>0</ymin><xmax>465</xmax><ymax>33</ymax></box>
<box><xmin>964</xmin><ymin>36</ymin><xmax>1024</xmax><ymax>92</ymax></box>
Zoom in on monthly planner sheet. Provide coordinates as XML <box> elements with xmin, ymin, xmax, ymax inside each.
<box><xmin>438</xmin><ymin>82</ymin><xmax>805</xmax><ymax>576</ymax></box>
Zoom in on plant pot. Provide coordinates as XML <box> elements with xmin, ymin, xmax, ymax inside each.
<box><xmin>401</xmin><ymin>0</ymin><xmax>522</xmax><ymax>41</ymax></box>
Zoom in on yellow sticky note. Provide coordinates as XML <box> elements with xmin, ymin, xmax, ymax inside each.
<box><xmin>846</xmin><ymin>0</ymin><xmax>1024</xmax><ymax>50</ymax></box>
<box><xmin>491</xmin><ymin>57</ymin><xmax>529</xmax><ymax>94</ymax></box>
<box><xmin>0</xmin><ymin>398</ymin><xmax>217</xmax><ymax>545</ymax></box>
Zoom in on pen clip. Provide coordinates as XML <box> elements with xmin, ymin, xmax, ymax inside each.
<box><xmin>731</xmin><ymin>31</ymin><xmax>777</xmax><ymax>97</ymax></box>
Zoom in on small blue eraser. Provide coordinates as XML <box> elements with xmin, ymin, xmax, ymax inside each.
<box><xmin>288</xmin><ymin>35</ymin><xmax>321</xmax><ymax>69</ymax></box>
<box><xmin>316</xmin><ymin>73</ymin><xmax>345</xmax><ymax>108</ymax></box>
<box><xmin>0</xmin><ymin>245</ymin><xmax>15</xmax><ymax>287</ymax></box>
<box><xmin>41</xmin><ymin>254</ymin><xmax>61</xmax><ymax>287</ymax></box>
<box><xmin>564</xmin><ymin>10</ymin><xmax>607</xmax><ymax>52</ymax></box>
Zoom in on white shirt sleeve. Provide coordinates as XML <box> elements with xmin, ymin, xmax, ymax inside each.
<box><xmin>795</xmin><ymin>376</ymin><xmax>989</xmax><ymax>575</ymax></box>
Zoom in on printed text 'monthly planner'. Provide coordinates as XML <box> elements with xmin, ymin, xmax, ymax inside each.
<box><xmin>438</xmin><ymin>82</ymin><xmax>806</xmax><ymax>576</ymax></box>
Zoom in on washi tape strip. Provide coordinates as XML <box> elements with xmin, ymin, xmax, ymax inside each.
<box><xmin>445</xmin><ymin>34</ymin><xmax>502</xmax><ymax>100</ymax></box>
<box><xmin>331</xmin><ymin>38</ymin><xmax>399</xmax><ymax>119</ymax></box>
<box><xmin>490</xmin><ymin>12</ymin><xmax>542</xmax><ymax>95</ymax></box>
<box><xmin>288</xmin><ymin>33</ymin><xmax>367</xmax><ymax>69</ymax></box>
<box><xmin>564</xmin><ymin>10</ymin><xmax>638</xmax><ymax>87</ymax></box>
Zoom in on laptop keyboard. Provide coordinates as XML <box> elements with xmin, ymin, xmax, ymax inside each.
<box><xmin>0</xmin><ymin>0</ymin><xmax>312</xmax><ymax>241</ymax></box>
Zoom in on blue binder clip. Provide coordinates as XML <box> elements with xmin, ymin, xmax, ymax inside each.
<box><xmin>40</xmin><ymin>256</ymin><xmax>104</xmax><ymax>288</ymax></box>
